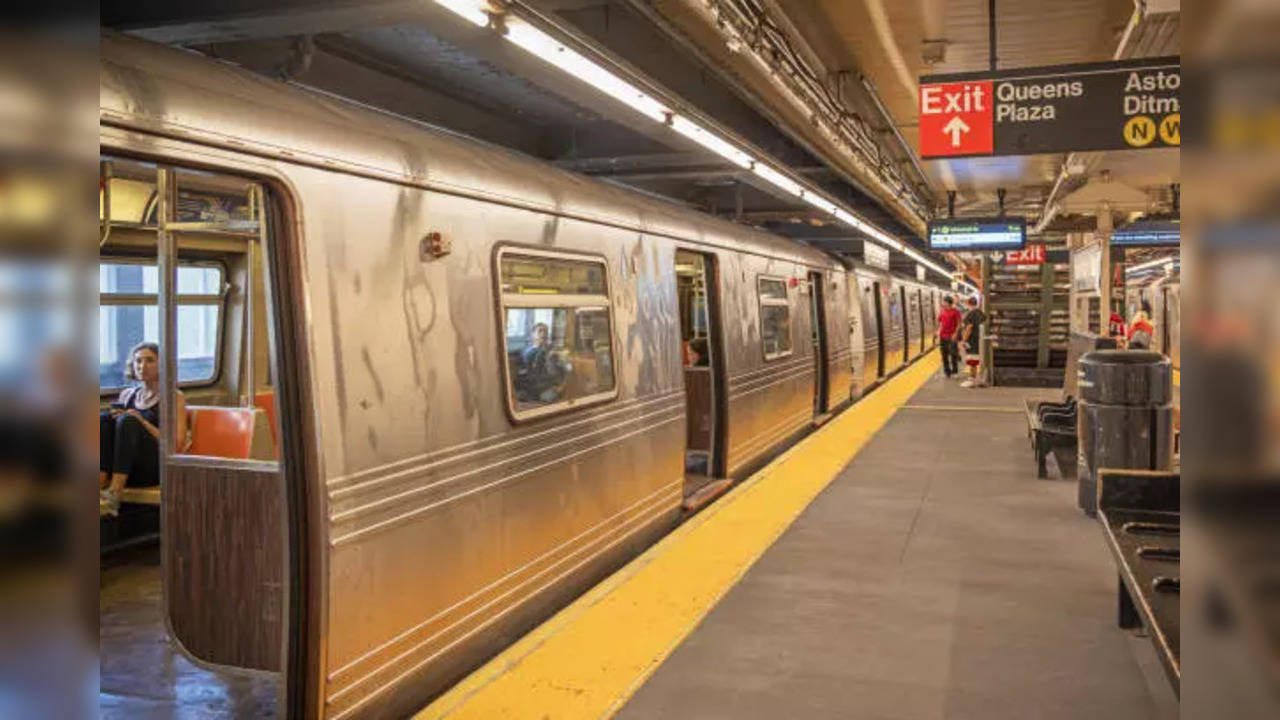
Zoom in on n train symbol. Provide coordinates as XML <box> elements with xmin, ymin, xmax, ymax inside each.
<box><xmin>1124</xmin><ymin>113</ymin><xmax>1180</xmax><ymax>147</ymax></box>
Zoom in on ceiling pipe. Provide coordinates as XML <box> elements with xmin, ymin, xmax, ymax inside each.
<box><xmin>858</xmin><ymin>73</ymin><xmax>936</xmax><ymax>201</ymax></box>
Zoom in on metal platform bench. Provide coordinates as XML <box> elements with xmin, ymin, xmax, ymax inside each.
<box><xmin>1025</xmin><ymin>331</ymin><xmax>1115</xmax><ymax>478</ymax></box>
<box><xmin>1097</xmin><ymin>468</ymin><xmax>1180</xmax><ymax>695</ymax></box>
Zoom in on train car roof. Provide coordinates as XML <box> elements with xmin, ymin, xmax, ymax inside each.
<box><xmin>100</xmin><ymin>32</ymin><xmax>840</xmax><ymax>268</ymax></box>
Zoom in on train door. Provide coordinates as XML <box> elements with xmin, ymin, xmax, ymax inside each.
<box><xmin>916</xmin><ymin>289</ymin><xmax>926</xmax><ymax>354</ymax></box>
<box><xmin>1160</xmin><ymin>285</ymin><xmax>1171</xmax><ymax>356</ymax></box>
<box><xmin>675</xmin><ymin>250</ymin><xmax>727</xmax><ymax>484</ymax></box>
<box><xmin>153</xmin><ymin>166</ymin><xmax>292</xmax><ymax>673</ymax></box>
<box><xmin>100</xmin><ymin>159</ymin><xmax>306</xmax><ymax>713</ymax></box>
<box><xmin>931</xmin><ymin>291</ymin><xmax>940</xmax><ymax>347</ymax></box>
<box><xmin>900</xmin><ymin>286</ymin><xmax>910</xmax><ymax>363</ymax></box>
<box><xmin>808</xmin><ymin>270</ymin><xmax>830</xmax><ymax>415</ymax></box>
<box><xmin>871</xmin><ymin>281</ymin><xmax>886</xmax><ymax>377</ymax></box>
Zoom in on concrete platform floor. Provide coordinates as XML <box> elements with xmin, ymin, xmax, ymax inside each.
<box><xmin>616</xmin><ymin>370</ymin><xmax>1177</xmax><ymax>720</ymax></box>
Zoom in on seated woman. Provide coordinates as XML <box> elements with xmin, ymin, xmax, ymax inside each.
<box><xmin>100</xmin><ymin>342</ymin><xmax>186</xmax><ymax>516</ymax></box>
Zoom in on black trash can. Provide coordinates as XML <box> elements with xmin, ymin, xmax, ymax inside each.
<box><xmin>1077</xmin><ymin>350</ymin><xmax>1175</xmax><ymax>515</ymax></box>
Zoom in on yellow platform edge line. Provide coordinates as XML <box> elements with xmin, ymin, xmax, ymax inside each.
<box><xmin>902</xmin><ymin>404</ymin><xmax>1023</xmax><ymax>413</ymax></box>
<box><xmin>417</xmin><ymin>352</ymin><xmax>941</xmax><ymax>720</ymax></box>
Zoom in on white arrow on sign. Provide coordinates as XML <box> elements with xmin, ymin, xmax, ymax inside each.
<box><xmin>942</xmin><ymin>116</ymin><xmax>970</xmax><ymax>147</ymax></box>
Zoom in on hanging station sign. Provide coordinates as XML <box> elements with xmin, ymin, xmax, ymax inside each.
<box><xmin>918</xmin><ymin>56</ymin><xmax>1180</xmax><ymax>158</ymax></box>
<box><xmin>864</xmin><ymin>243</ymin><xmax>890</xmax><ymax>270</ymax></box>
<box><xmin>1111</xmin><ymin>219</ymin><xmax>1180</xmax><ymax>247</ymax></box>
<box><xmin>928</xmin><ymin>216</ymin><xmax>1026</xmax><ymax>251</ymax></box>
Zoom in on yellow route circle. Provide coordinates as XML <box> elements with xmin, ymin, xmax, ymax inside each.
<box><xmin>1124</xmin><ymin>115</ymin><xmax>1156</xmax><ymax>147</ymax></box>
<box><xmin>1159</xmin><ymin>113</ymin><xmax>1180</xmax><ymax>145</ymax></box>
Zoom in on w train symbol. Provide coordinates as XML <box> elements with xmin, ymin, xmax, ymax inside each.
<box><xmin>1124</xmin><ymin>113</ymin><xmax>1180</xmax><ymax>148</ymax></box>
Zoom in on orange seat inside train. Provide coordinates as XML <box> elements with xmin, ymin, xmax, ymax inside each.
<box><xmin>186</xmin><ymin>406</ymin><xmax>257</xmax><ymax>459</ymax></box>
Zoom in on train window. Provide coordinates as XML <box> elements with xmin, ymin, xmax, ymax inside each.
<box><xmin>497</xmin><ymin>249</ymin><xmax>617</xmax><ymax>420</ymax></box>
<box><xmin>99</xmin><ymin>260</ymin><xmax>225</xmax><ymax>391</ymax></box>
<box><xmin>757</xmin><ymin>276</ymin><xmax>793</xmax><ymax>360</ymax></box>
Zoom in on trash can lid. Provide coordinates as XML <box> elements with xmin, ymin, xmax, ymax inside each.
<box><xmin>1080</xmin><ymin>349</ymin><xmax>1166</xmax><ymax>366</ymax></box>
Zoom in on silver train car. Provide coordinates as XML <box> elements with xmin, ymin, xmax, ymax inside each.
<box><xmin>1125</xmin><ymin>274</ymin><xmax>1180</xmax><ymax>369</ymax></box>
<box><xmin>98</xmin><ymin>33</ymin><xmax>947</xmax><ymax>718</ymax></box>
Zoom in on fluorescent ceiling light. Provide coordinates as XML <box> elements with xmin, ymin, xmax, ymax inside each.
<box><xmin>505</xmin><ymin>18</ymin><xmax>670</xmax><ymax>122</ymax></box>
<box><xmin>800</xmin><ymin>190</ymin><xmax>837</xmax><ymax>216</ymax></box>
<box><xmin>669</xmin><ymin>115</ymin><xmax>754</xmax><ymax>169</ymax></box>
<box><xmin>752</xmin><ymin>163</ymin><xmax>804</xmax><ymax>197</ymax></box>
<box><xmin>435</xmin><ymin>0</ymin><xmax>489</xmax><ymax>26</ymax></box>
<box><xmin>1125</xmin><ymin>255</ymin><xmax>1177</xmax><ymax>275</ymax></box>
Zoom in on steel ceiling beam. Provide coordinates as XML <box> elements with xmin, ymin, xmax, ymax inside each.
<box><xmin>109</xmin><ymin>0</ymin><xmax>426</xmax><ymax>45</ymax></box>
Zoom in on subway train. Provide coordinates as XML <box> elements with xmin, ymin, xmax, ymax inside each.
<box><xmin>98</xmin><ymin>33</ymin><xmax>948</xmax><ymax>719</ymax></box>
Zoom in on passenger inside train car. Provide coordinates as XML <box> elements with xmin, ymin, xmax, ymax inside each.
<box><xmin>98</xmin><ymin>341</ymin><xmax>185</xmax><ymax>516</ymax></box>
<box><xmin>500</xmin><ymin>251</ymin><xmax>616</xmax><ymax>414</ymax></box>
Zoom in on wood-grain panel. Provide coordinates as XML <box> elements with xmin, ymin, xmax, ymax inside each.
<box><xmin>164</xmin><ymin>463</ymin><xmax>284</xmax><ymax>672</ymax></box>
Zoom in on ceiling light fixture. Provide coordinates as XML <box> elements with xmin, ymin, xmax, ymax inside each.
<box><xmin>430</xmin><ymin>0</ymin><xmax>960</xmax><ymax>281</ymax></box>
<box><xmin>1125</xmin><ymin>255</ymin><xmax>1178</xmax><ymax>275</ymax></box>
<box><xmin>434</xmin><ymin>0</ymin><xmax>490</xmax><ymax>27</ymax></box>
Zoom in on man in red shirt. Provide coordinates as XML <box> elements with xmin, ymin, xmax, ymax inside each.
<box><xmin>937</xmin><ymin>295</ymin><xmax>963</xmax><ymax>378</ymax></box>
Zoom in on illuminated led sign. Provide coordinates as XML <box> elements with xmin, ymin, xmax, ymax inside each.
<box><xmin>928</xmin><ymin>217</ymin><xmax>1027</xmax><ymax>251</ymax></box>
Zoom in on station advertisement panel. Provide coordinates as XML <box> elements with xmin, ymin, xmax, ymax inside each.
<box><xmin>919</xmin><ymin>56</ymin><xmax>1179</xmax><ymax>158</ymax></box>
<box><xmin>928</xmin><ymin>216</ymin><xmax>1026</xmax><ymax>251</ymax></box>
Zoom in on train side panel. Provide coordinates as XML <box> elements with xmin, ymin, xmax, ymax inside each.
<box><xmin>303</xmin><ymin>175</ymin><xmax>686</xmax><ymax>718</ymax></box>
<box><xmin>824</xmin><ymin>268</ymin><xmax>854</xmax><ymax>407</ymax></box>
<box><xmin>720</xmin><ymin>253</ymin><xmax>816</xmax><ymax>476</ymax></box>
<box><xmin>843</xmin><ymin>270</ymin><xmax>868</xmax><ymax>400</ymax></box>
<box><xmin>883</xmin><ymin>280</ymin><xmax>906</xmax><ymax>375</ymax></box>
<box><xmin>905</xmin><ymin>285</ymin><xmax>923</xmax><ymax>359</ymax></box>
<box><xmin>854</xmin><ymin>272</ymin><xmax>882</xmax><ymax>392</ymax></box>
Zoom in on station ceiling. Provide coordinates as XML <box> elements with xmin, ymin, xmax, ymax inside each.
<box><xmin>780</xmin><ymin>0</ymin><xmax>1180</xmax><ymax>222</ymax></box>
<box><xmin>102</xmin><ymin>0</ymin><xmax>1181</xmax><ymax>280</ymax></box>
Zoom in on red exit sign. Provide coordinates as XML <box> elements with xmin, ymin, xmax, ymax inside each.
<box><xmin>1005</xmin><ymin>244</ymin><xmax>1046</xmax><ymax>265</ymax></box>
<box><xmin>919</xmin><ymin>81</ymin><xmax>994</xmax><ymax>158</ymax></box>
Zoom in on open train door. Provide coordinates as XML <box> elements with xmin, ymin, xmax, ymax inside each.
<box><xmin>900</xmin><ymin>286</ymin><xmax>911</xmax><ymax>364</ymax></box>
<box><xmin>675</xmin><ymin>249</ymin><xmax>729</xmax><ymax>484</ymax></box>
<box><xmin>149</xmin><ymin>165</ymin><xmax>315</xmax><ymax>713</ymax></box>
<box><xmin>871</xmin><ymin>282</ymin><xmax>886</xmax><ymax>377</ymax></box>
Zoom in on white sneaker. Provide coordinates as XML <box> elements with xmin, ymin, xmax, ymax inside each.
<box><xmin>100</xmin><ymin>489</ymin><xmax>121</xmax><ymax>517</ymax></box>
<box><xmin>960</xmin><ymin>379</ymin><xmax>975</xmax><ymax>388</ymax></box>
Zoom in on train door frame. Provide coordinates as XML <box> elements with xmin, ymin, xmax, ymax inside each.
<box><xmin>900</xmin><ymin>286</ymin><xmax>910</xmax><ymax>363</ymax></box>
<box><xmin>139</xmin><ymin>160</ymin><xmax>318</xmax><ymax>717</ymax></box>
<box><xmin>674</xmin><ymin>249</ymin><xmax>729</xmax><ymax>480</ymax></box>
<box><xmin>916</xmin><ymin>288</ymin><xmax>926</xmax><ymax>354</ymax></box>
<box><xmin>808</xmin><ymin>270</ymin><xmax>830</xmax><ymax>415</ymax></box>
<box><xmin>871</xmin><ymin>281</ymin><xmax>886</xmax><ymax>377</ymax></box>
<box><xmin>1160</xmin><ymin>286</ymin><xmax>1171</xmax><ymax>355</ymax></box>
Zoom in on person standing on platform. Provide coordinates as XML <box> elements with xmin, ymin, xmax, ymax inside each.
<box><xmin>959</xmin><ymin>296</ymin><xmax>987</xmax><ymax>388</ymax></box>
<box><xmin>1127</xmin><ymin>301</ymin><xmax>1155</xmax><ymax>350</ymax></box>
<box><xmin>1108</xmin><ymin>310</ymin><xmax>1127</xmax><ymax>345</ymax></box>
<box><xmin>937</xmin><ymin>296</ymin><xmax>963</xmax><ymax>378</ymax></box>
